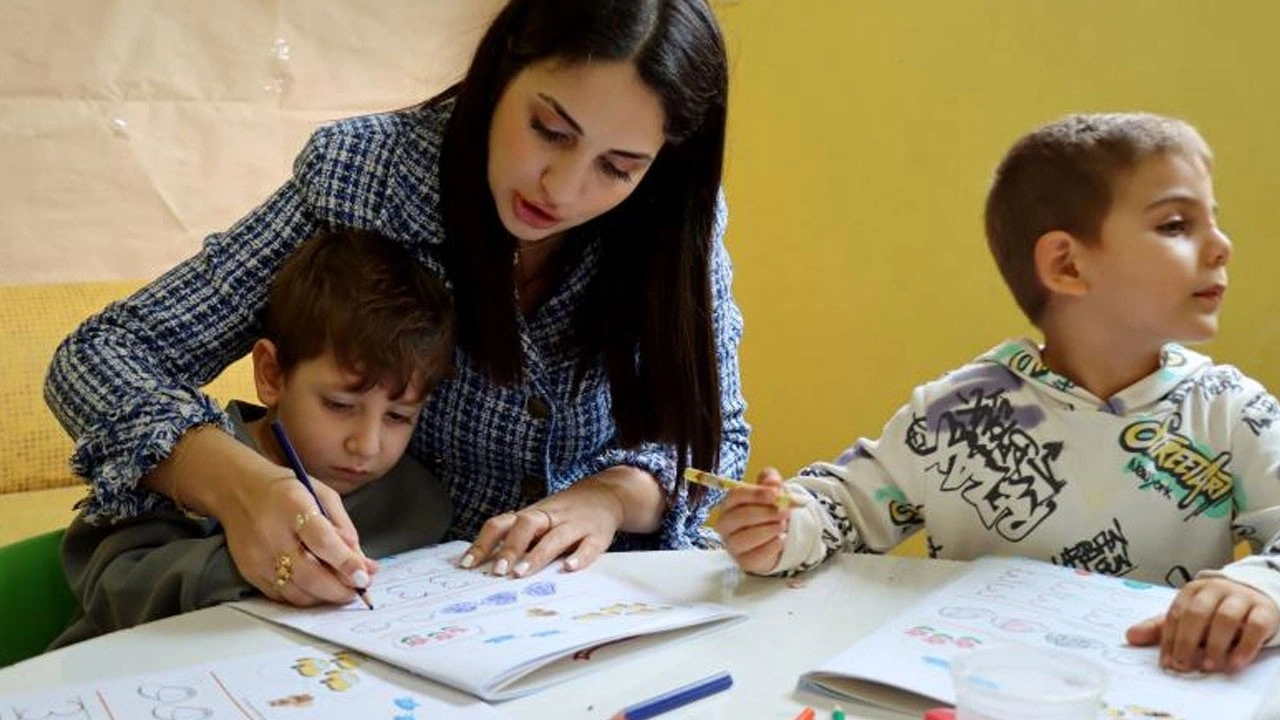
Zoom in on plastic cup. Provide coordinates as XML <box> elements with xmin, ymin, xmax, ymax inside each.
<box><xmin>949</xmin><ymin>645</ymin><xmax>1108</xmax><ymax>720</ymax></box>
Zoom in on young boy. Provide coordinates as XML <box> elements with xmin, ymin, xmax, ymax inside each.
<box><xmin>716</xmin><ymin>113</ymin><xmax>1280</xmax><ymax>674</ymax></box>
<box><xmin>52</xmin><ymin>227</ymin><xmax>455</xmax><ymax>647</ymax></box>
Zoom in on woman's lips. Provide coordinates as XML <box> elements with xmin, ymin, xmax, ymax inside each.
<box><xmin>513</xmin><ymin>193</ymin><xmax>560</xmax><ymax>229</ymax></box>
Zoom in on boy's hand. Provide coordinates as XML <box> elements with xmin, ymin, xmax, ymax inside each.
<box><xmin>712</xmin><ymin>467</ymin><xmax>793</xmax><ymax>575</ymax></box>
<box><xmin>1126</xmin><ymin>577</ymin><xmax>1280</xmax><ymax>673</ymax></box>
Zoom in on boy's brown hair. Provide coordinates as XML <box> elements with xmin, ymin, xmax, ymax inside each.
<box><xmin>985</xmin><ymin>112</ymin><xmax>1212</xmax><ymax>324</ymax></box>
<box><xmin>264</xmin><ymin>227</ymin><xmax>454</xmax><ymax>399</ymax></box>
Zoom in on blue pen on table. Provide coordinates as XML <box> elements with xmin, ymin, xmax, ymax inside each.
<box><xmin>270</xmin><ymin>419</ymin><xmax>375</xmax><ymax>610</ymax></box>
<box><xmin>609</xmin><ymin>671</ymin><xmax>733</xmax><ymax>720</ymax></box>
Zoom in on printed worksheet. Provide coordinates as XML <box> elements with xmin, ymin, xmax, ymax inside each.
<box><xmin>0</xmin><ymin>645</ymin><xmax>511</xmax><ymax>720</ymax></box>
<box><xmin>235</xmin><ymin>541</ymin><xmax>744</xmax><ymax>701</ymax></box>
<box><xmin>802</xmin><ymin>556</ymin><xmax>1280</xmax><ymax>719</ymax></box>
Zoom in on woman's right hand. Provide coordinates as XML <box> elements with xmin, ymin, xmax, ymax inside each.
<box><xmin>147</xmin><ymin>425</ymin><xmax>374</xmax><ymax>606</ymax></box>
<box><xmin>218</xmin><ymin>470</ymin><xmax>375</xmax><ymax>606</ymax></box>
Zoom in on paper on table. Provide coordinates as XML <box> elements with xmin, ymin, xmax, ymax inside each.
<box><xmin>802</xmin><ymin>556</ymin><xmax>1280</xmax><ymax>720</ymax></box>
<box><xmin>234</xmin><ymin>541</ymin><xmax>746</xmax><ymax>701</ymax></box>
<box><xmin>0</xmin><ymin>644</ymin><xmax>512</xmax><ymax>720</ymax></box>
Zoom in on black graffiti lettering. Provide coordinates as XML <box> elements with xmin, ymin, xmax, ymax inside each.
<box><xmin>906</xmin><ymin>414</ymin><xmax>936</xmax><ymax>456</ymax></box>
<box><xmin>924</xmin><ymin>388</ymin><xmax>1066</xmax><ymax>541</ymax></box>
<box><xmin>1126</xmin><ymin>458</ymin><xmax>1165</xmax><ymax>492</ymax></box>
<box><xmin>1053</xmin><ymin>519</ymin><xmax>1133</xmax><ymax>576</ymax></box>
<box><xmin>1244</xmin><ymin>415</ymin><xmax>1274</xmax><ymax>435</ymax></box>
<box><xmin>927</xmin><ymin>535</ymin><xmax>943</xmax><ymax>558</ymax></box>
<box><xmin>972</xmin><ymin>474</ymin><xmax>1057</xmax><ymax>539</ymax></box>
<box><xmin>887</xmin><ymin>500</ymin><xmax>923</xmax><ymax>528</ymax></box>
<box><xmin>1197</xmin><ymin>368</ymin><xmax>1242</xmax><ymax>399</ymax></box>
<box><xmin>1242</xmin><ymin>392</ymin><xmax>1280</xmax><ymax>437</ymax></box>
<box><xmin>1165</xmin><ymin>565</ymin><xmax>1193</xmax><ymax>587</ymax></box>
<box><xmin>1007</xmin><ymin>350</ymin><xmax>1073</xmax><ymax>391</ymax></box>
<box><xmin>930</xmin><ymin>454</ymin><xmax>985</xmax><ymax>493</ymax></box>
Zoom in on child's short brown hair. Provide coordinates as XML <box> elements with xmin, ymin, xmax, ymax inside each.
<box><xmin>985</xmin><ymin>112</ymin><xmax>1212</xmax><ymax>323</ymax></box>
<box><xmin>264</xmin><ymin>227</ymin><xmax>454</xmax><ymax>398</ymax></box>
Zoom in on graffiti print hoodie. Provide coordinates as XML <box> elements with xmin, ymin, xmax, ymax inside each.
<box><xmin>775</xmin><ymin>339</ymin><xmax>1280</xmax><ymax>621</ymax></box>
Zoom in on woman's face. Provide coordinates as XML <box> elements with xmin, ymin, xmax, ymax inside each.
<box><xmin>487</xmin><ymin>59</ymin><xmax>666</xmax><ymax>245</ymax></box>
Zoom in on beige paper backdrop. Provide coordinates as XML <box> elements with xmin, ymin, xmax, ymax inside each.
<box><xmin>0</xmin><ymin>0</ymin><xmax>505</xmax><ymax>283</ymax></box>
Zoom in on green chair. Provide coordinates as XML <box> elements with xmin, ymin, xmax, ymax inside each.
<box><xmin>0</xmin><ymin>529</ymin><xmax>78</xmax><ymax>667</ymax></box>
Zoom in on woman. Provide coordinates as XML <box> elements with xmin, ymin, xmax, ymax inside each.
<box><xmin>46</xmin><ymin>0</ymin><xmax>747</xmax><ymax>608</ymax></box>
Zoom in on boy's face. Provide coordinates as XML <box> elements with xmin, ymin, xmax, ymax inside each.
<box><xmin>254</xmin><ymin>343</ymin><xmax>425</xmax><ymax>495</ymax></box>
<box><xmin>1075</xmin><ymin>151</ymin><xmax>1231</xmax><ymax>349</ymax></box>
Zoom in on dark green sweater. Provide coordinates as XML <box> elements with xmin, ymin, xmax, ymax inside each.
<box><xmin>52</xmin><ymin>400</ymin><xmax>451</xmax><ymax>648</ymax></box>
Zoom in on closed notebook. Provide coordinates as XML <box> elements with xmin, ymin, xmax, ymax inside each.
<box><xmin>234</xmin><ymin>540</ymin><xmax>744</xmax><ymax>701</ymax></box>
<box><xmin>801</xmin><ymin>556</ymin><xmax>1280</xmax><ymax>720</ymax></box>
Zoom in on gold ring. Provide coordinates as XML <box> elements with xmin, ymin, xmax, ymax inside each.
<box><xmin>294</xmin><ymin>509</ymin><xmax>322</xmax><ymax>532</ymax></box>
<box><xmin>534</xmin><ymin>507</ymin><xmax>555</xmax><ymax>528</ymax></box>
<box><xmin>274</xmin><ymin>551</ymin><xmax>296</xmax><ymax>587</ymax></box>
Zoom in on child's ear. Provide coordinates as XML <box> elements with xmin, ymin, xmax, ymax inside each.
<box><xmin>251</xmin><ymin>339</ymin><xmax>285</xmax><ymax>408</ymax></box>
<box><xmin>1033</xmin><ymin>230</ymin><xmax>1089</xmax><ymax>297</ymax></box>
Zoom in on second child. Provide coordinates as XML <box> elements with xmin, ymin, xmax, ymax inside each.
<box><xmin>716</xmin><ymin>113</ymin><xmax>1280</xmax><ymax>674</ymax></box>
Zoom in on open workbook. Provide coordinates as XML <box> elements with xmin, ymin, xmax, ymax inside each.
<box><xmin>234</xmin><ymin>541</ymin><xmax>744</xmax><ymax>702</ymax></box>
<box><xmin>801</xmin><ymin>556</ymin><xmax>1280</xmax><ymax>720</ymax></box>
<box><xmin>0</xmin><ymin>645</ymin><xmax>512</xmax><ymax>720</ymax></box>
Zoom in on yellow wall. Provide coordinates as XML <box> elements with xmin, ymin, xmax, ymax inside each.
<box><xmin>715</xmin><ymin>1</ymin><xmax>1280</xmax><ymax>555</ymax></box>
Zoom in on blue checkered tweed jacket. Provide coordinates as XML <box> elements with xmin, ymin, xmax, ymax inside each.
<box><xmin>44</xmin><ymin>98</ymin><xmax>749</xmax><ymax>551</ymax></box>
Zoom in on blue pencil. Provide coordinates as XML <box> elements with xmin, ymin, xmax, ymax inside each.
<box><xmin>269</xmin><ymin>419</ymin><xmax>374</xmax><ymax>610</ymax></box>
<box><xmin>611</xmin><ymin>671</ymin><xmax>733</xmax><ymax>720</ymax></box>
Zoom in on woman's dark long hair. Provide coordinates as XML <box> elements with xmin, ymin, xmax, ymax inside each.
<box><xmin>439</xmin><ymin>0</ymin><xmax>729</xmax><ymax>492</ymax></box>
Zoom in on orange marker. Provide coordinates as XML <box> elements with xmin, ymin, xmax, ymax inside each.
<box><xmin>791</xmin><ymin>708</ymin><xmax>816</xmax><ymax>720</ymax></box>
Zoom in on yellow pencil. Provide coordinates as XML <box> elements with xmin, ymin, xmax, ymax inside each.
<box><xmin>683</xmin><ymin>468</ymin><xmax>809</xmax><ymax>509</ymax></box>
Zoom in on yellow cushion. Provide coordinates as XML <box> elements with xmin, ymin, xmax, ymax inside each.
<box><xmin>0</xmin><ymin>486</ymin><xmax>86</xmax><ymax>547</ymax></box>
<box><xmin>0</xmin><ymin>281</ymin><xmax>255</xmax><ymax>496</ymax></box>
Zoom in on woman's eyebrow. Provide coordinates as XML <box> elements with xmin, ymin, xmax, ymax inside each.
<box><xmin>536</xmin><ymin>92</ymin><xmax>655</xmax><ymax>161</ymax></box>
<box><xmin>537</xmin><ymin>93</ymin><xmax>583</xmax><ymax>135</ymax></box>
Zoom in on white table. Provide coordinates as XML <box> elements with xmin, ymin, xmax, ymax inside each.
<box><xmin>2</xmin><ymin>551</ymin><xmax>1277</xmax><ymax>720</ymax></box>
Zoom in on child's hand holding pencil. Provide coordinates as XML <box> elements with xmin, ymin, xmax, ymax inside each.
<box><xmin>688</xmin><ymin>467</ymin><xmax>805</xmax><ymax>575</ymax></box>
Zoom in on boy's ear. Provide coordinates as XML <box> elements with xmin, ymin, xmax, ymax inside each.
<box><xmin>1033</xmin><ymin>230</ymin><xmax>1090</xmax><ymax>297</ymax></box>
<box><xmin>251</xmin><ymin>339</ymin><xmax>285</xmax><ymax>408</ymax></box>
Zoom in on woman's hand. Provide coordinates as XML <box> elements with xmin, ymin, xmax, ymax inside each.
<box><xmin>147</xmin><ymin>425</ymin><xmax>374</xmax><ymax>606</ymax></box>
<box><xmin>219</xmin><ymin>471</ymin><xmax>376</xmax><ymax>606</ymax></box>
<box><xmin>459</xmin><ymin>466</ymin><xmax>664</xmax><ymax>577</ymax></box>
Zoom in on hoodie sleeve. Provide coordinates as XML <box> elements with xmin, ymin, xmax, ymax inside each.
<box><xmin>1197</xmin><ymin>373</ymin><xmax>1280</xmax><ymax>646</ymax></box>
<box><xmin>769</xmin><ymin>382</ymin><xmax>939</xmax><ymax>575</ymax></box>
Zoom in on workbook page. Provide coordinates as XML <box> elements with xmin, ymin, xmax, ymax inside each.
<box><xmin>0</xmin><ymin>645</ymin><xmax>511</xmax><ymax>720</ymax></box>
<box><xmin>804</xmin><ymin>556</ymin><xmax>1280</xmax><ymax>719</ymax></box>
<box><xmin>236</xmin><ymin>541</ymin><xmax>744</xmax><ymax>701</ymax></box>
